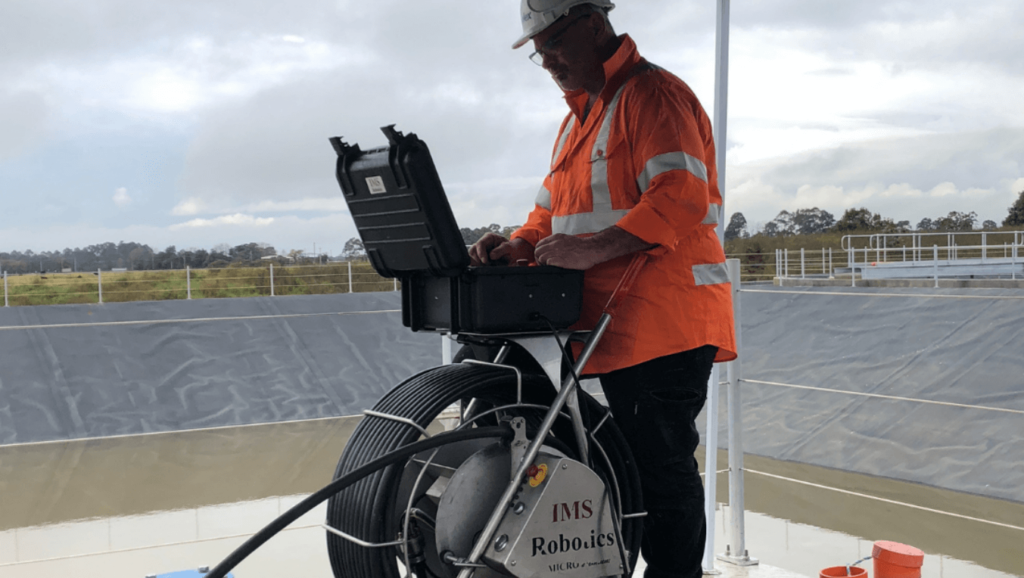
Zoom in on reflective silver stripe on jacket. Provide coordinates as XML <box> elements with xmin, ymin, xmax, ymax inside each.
<box><xmin>552</xmin><ymin>210</ymin><xmax>632</xmax><ymax>236</ymax></box>
<box><xmin>553</xmin><ymin>62</ymin><xmax>655</xmax><ymax>236</ymax></box>
<box><xmin>536</xmin><ymin>185</ymin><xmax>552</xmax><ymax>210</ymax></box>
<box><xmin>589</xmin><ymin>81</ymin><xmax>631</xmax><ymax>218</ymax></box>
<box><xmin>636</xmin><ymin>151</ymin><xmax>708</xmax><ymax>192</ymax></box>
<box><xmin>552</xmin><ymin>119</ymin><xmax>573</xmax><ymax>169</ymax></box>
<box><xmin>692</xmin><ymin>262</ymin><xmax>730</xmax><ymax>286</ymax></box>
<box><xmin>703</xmin><ymin>203</ymin><xmax>721</xmax><ymax>226</ymax></box>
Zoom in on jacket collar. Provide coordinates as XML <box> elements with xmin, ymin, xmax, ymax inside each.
<box><xmin>563</xmin><ymin>34</ymin><xmax>642</xmax><ymax>120</ymax></box>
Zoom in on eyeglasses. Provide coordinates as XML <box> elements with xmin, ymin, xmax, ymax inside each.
<box><xmin>529</xmin><ymin>13</ymin><xmax>590</xmax><ymax>66</ymax></box>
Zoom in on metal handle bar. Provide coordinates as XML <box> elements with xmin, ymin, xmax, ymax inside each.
<box><xmin>456</xmin><ymin>313</ymin><xmax>613</xmax><ymax>578</ymax></box>
<box><xmin>455</xmin><ymin>253</ymin><xmax>647</xmax><ymax>577</ymax></box>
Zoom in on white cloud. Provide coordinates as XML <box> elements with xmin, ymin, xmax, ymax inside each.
<box><xmin>1011</xmin><ymin>178</ymin><xmax>1024</xmax><ymax>195</ymax></box>
<box><xmin>171</xmin><ymin>198</ymin><xmax>204</xmax><ymax>216</ymax></box>
<box><xmin>112</xmin><ymin>187</ymin><xmax>132</xmax><ymax>207</ymax></box>
<box><xmin>30</xmin><ymin>34</ymin><xmax>368</xmax><ymax>116</ymax></box>
<box><xmin>171</xmin><ymin>197</ymin><xmax>348</xmax><ymax>216</ymax></box>
<box><xmin>170</xmin><ymin>214</ymin><xmax>275</xmax><ymax>230</ymax></box>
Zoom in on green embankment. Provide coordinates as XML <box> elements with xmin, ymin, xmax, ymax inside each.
<box><xmin>1</xmin><ymin>263</ymin><xmax>397</xmax><ymax>307</ymax></box>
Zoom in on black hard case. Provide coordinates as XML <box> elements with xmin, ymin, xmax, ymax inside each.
<box><xmin>330</xmin><ymin>126</ymin><xmax>468</xmax><ymax>278</ymax></box>
<box><xmin>331</xmin><ymin>126</ymin><xmax>583</xmax><ymax>334</ymax></box>
<box><xmin>402</xmin><ymin>266</ymin><xmax>584</xmax><ymax>334</ymax></box>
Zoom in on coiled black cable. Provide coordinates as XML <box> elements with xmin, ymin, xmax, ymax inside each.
<box><xmin>327</xmin><ymin>361</ymin><xmax>643</xmax><ymax>578</ymax></box>
<box><xmin>203</xmin><ymin>425</ymin><xmax>512</xmax><ymax>578</ymax></box>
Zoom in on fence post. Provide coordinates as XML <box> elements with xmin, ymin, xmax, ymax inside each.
<box><xmin>3</xmin><ymin>270</ymin><xmax>7</xmax><ymax>307</ymax></box>
<box><xmin>394</xmin><ymin>277</ymin><xmax>398</xmax><ymax>292</ymax></box>
<box><xmin>851</xmin><ymin>247</ymin><xmax>856</xmax><ymax>288</ymax></box>
<box><xmin>800</xmin><ymin>248</ymin><xmax>805</xmax><ymax>279</ymax></box>
<box><xmin>934</xmin><ymin>245</ymin><xmax>939</xmax><ymax>288</ymax></box>
<box><xmin>270</xmin><ymin>264</ymin><xmax>275</xmax><ymax>297</ymax></box>
<box><xmin>784</xmin><ymin>249</ymin><xmax>789</xmax><ymax>278</ymax></box>
<box><xmin>828</xmin><ymin>247</ymin><xmax>833</xmax><ymax>279</ymax></box>
<box><xmin>1013</xmin><ymin>243</ymin><xmax>1018</xmax><ymax>281</ymax></box>
<box><xmin>982</xmin><ymin>233</ymin><xmax>987</xmax><ymax>262</ymax></box>
<box><xmin>98</xmin><ymin>269</ymin><xmax>103</xmax><ymax>304</ymax></box>
<box><xmin>348</xmin><ymin>261</ymin><xmax>354</xmax><ymax>293</ymax></box>
<box><xmin>186</xmin><ymin>267</ymin><xmax>192</xmax><ymax>300</ymax></box>
<box><xmin>719</xmin><ymin>258</ymin><xmax>757</xmax><ymax>567</ymax></box>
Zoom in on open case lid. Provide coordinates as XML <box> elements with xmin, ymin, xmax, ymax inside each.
<box><xmin>330</xmin><ymin>126</ymin><xmax>470</xmax><ymax>278</ymax></box>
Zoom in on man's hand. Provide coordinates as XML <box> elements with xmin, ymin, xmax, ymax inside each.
<box><xmin>535</xmin><ymin>227</ymin><xmax>657</xmax><ymax>270</ymax></box>
<box><xmin>534</xmin><ymin>234</ymin><xmax>606</xmax><ymax>270</ymax></box>
<box><xmin>469</xmin><ymin>234</ymin><xmax>535</xmax><ymax>266</ymax></box>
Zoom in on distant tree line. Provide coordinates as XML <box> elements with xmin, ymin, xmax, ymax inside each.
<box><xmin>725</xmin><ymin>189</ymin><xmax>1024</xmax><ymax>241</ymax></box>
<box><xmin>0</xmin><ymin>241</ymin><xmax>287</xmax><ymax>274</ymax></box>
<box><xmin>340</xmin><ymin>224</ymin><xmax>522</xmax><ymax>260</ymax></box>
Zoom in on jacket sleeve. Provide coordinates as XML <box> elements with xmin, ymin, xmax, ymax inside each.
<box><xmin>511</xmin><ymin>175</ymin><xmax>554</xmax><ymax>247</ymax></box>
<box><xmin>512</xmin><ymin>114</ymin><xmax>574</xmax><ymax>247</ymax></box>
<box><xmin>613</xmin><ymin>76</ymin><xmax>716</xmax><ymax>256</ymax></box>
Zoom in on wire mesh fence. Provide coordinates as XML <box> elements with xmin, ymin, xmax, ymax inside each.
<box><xmin>1</xmin><ymin>262</ymin><xmax>401</xmax><ymax>308</ymax></box>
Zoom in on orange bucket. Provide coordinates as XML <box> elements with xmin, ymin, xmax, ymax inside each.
<box><xmin>873</xmin><ymin>540</ymin><xmax>924</xmax><ymax>578</ymax></box>
<box><xmin>820</xmin><ymin>566</ymin><xmax>867</xmax><ymax>577</ymax></box>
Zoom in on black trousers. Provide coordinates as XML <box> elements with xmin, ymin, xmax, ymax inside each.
<box><xmin>600</xmin><ymin>345</ymin><xmax>717</xmax><ymax>578</ymax></box>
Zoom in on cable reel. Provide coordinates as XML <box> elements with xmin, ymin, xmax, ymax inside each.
<box><xmin>324</xmin><ymin>344</ymin><xmax>643</xmax><ymax>578</ymax></box>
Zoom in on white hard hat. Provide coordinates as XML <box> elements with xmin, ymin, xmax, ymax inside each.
<box><xmin>512</xmin><ymin>0</ymin><xmax>615</xmax><ymax>50</ymax></box>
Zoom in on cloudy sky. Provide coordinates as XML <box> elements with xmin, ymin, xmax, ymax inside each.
<box><xmin>2</xmin><ymin>0</ymin><xmax>1022</xmax><ymax>255</ymax></box>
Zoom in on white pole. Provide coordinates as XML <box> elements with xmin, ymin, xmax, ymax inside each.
<box><xmin>98</xmin><ymin>269</ymin><xmax>103</xmax><ymax>304</ymax></box>
<box><xmin>800</xmin><ymin>248</ymin><xmax>805</xmax><ymax>279</ymax></box>
<box><xmin>828</xmin><ymin>247</ymin><xmax>833</xmax><ymax>279</ymax></box>
<box><xmin>442</xmin><ymin>333</ymin><xmax>453</xmax><ymax>365</ymax></box>
<box><xmin>723</xmin><ymin>258</ymin><xmax>755</xmax><ymax>566</ymax></box>
<box><xmin>394</xmin><ymin>277</ymin><xmax>399</xmax><ymax>292</ymax></box>
<box><xmin>934</xmin><ymin>245</ymin><xmax>939</xmax><ymax>288</ymax></box>
<box><xmin>982</xmin><ymin>233</ymin><xmax>987</xmax><ymax>262</ymax></box>
<box><xmin>270</xmin><ymin>263</ymin><xmax>275</xmax><ymax>297</ymax></box>
<box><xmin>702</xmin><ymin>363</ymin><xmax>721</xmax><ymax>574</ymax></box>
<box><xmin>712</xmin><ymin>0</ymin><xmax>731</xmax><ymax>246</ymax></box>
<box><xmin>3</xmin><ymin>271</ymin><xmax>7</xmax><ymax>307</ymax></box>
<box><xmin>851</xmin><ymin>247</ymin><xmax>856</xmax><ymax>288</ymax></box>
<box><xmin>348</xmin><ymin>261</ymin><xmax>354</xmax><ymax>293</ymax></box>
<box><xmin>1013</xmin><ymin>244</ymin><xmax>1017</xmax><ymax>281</ymax></box>
<box><xmin>706</xmin><ymin>2</ymin><xmax>732</xmax><ymax>566</ymax></box>
<box><xmin>186</xmin><ymin>266</ymin><xmax>192</xmax><ymax>300</ymax></box>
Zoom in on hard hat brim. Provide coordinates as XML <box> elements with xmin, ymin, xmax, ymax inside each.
<box><xmin>512</xmin><ymin>34</ymin><xmax>532</xmax><ymax>50</ymax></box>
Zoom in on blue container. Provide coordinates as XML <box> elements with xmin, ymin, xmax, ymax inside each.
<box><xmin>147</xmin><ymin>569</ymin><xmax>234</xmax><ymax>578</ymax></box>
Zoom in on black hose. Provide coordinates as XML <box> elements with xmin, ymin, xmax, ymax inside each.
<box><xmin>327</xmin><ymin>362</ymin><xmax>643</xmax><ymax>578</ymax></box>
<box><xmin>204</xmin><ymin>425</ymin><xmax>512</xmax><ymax>578</ymax></box>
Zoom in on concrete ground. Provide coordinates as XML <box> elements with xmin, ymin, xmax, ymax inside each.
<box><xmin>632</xmin><ymin>558</ymin><xmax>809</xmax><ymax>577</ymax></box>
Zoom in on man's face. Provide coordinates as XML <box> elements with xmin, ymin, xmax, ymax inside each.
<box><xmin>531</xmin><ymin>12</ymin><xmax>600</xmax><ymax>92</ymax></box>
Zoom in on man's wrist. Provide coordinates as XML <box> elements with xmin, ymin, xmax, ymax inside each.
<box><xmin>588</xmin><ymin>226</ymin><xmax>657</xmax><ymax>263</ymax></box>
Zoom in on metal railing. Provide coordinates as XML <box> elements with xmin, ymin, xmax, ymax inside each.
<box><xmin>836</xmin><ymin>231</ymin><xmax>1024</xmax><ymax>285</ymax></box>
<box><xmin>1</xmin><ymin>262</ymin><xmax>400</xmax><ymax>308</ymax></box>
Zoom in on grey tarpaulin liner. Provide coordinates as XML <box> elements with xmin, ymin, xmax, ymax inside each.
<box><xmin>700</xmin><ymin>285</ymin><xmax>1024</xmax><ymax>504</ymax></box>
<box><xmin>0</xmin><ymin>293</ymin><xmax>439</xmax><ymax>446</ymax></box>
<box><xmin>2</xmin><ymin>287</ymin><xmax>1022</xmax><ymax>504</ymax></box>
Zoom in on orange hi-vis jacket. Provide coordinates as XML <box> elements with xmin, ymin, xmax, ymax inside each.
<box><xmin>512</xmin><ymin>35</ymin><xmax>737</xmax><ymax>375</ymax></box>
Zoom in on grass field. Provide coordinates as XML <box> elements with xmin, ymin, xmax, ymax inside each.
<box><xmin>7</xmin><ymin>230</ymin><xmax>1017</xmax><ymax>306</ymax></box>
<box><xmin>1</xmin><ymin>262</ymin><xmax>398</xmax><ymax>307</ymax></box>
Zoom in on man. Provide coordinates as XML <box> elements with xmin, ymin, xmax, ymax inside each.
<box><xmin>469</xmin><ymin>2</ymin><xmax>737</xmax><ymax>577</ymax></box>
